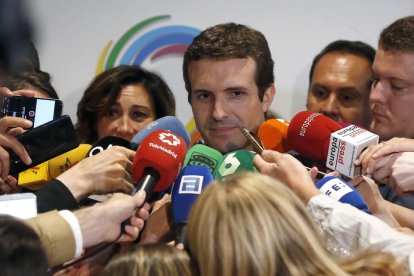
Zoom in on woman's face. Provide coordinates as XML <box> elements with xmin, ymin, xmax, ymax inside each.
<box><xmin>96</xmin><ymin>84</ymin><xmax>156</xmax><ymax>142</ymax></box>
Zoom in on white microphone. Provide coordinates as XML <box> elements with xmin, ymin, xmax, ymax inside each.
<box><xmin>326</xmin><ymin>125</ymin><xmax>378</xmax><ymax>178</ymax></box>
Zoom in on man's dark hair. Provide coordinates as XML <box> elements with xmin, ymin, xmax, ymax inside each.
<box><xmin>183</xmin><ymin>23</ymin><xmax>274</xmax><ymax>102</ymax></box>
<box><xmin>379</xmin><ymin>15</ymin><xmax>414</xmax><ymax>52</ymax></box>
<box><xmin>309</xmin><ymin>40</ymin><xmax>376</xmax><ymax>85</ymax></box>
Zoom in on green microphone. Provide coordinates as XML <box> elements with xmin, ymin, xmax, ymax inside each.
<box><xmin>184</xmin><ymin>144</ymin><xmax>224</xmax><ymax>175</ymax></box>
<box><xmin>214</xmin><ymin>150</ymin><xmax>257</xmax><ymax>180</ymax></box>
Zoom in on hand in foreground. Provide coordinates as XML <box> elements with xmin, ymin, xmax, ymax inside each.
<box><xmin>369</xmin><ymin>152</ymin><xmax>414</xmax><ymax>197</ymax></box>
<box><xmin>253</xmin><ymin>150</ymin><xmax>321</xmax><ymax>203</ymax></box>
<box><xmin>75</xmin><ymin>191</ymin><xmax>150</xmax><ymax>247</ymax></box>
<box><xmin>349</xmin><ymin>175</ymin><xmax>400</xmax><ymax>228</ymax></box>
<box><xmin>56</xmin><ymin>146</ymin><xmax>135</xmax><ymax>201</ymax></box>
<box><xmin>355</xmin><ymin>137</ymin><xmax>414</xmax><ymax>175</ymax></box>
<box><xmin>0</xmin><ymin>116</ymin><xmax>32</xmax><ymax>182</ymax></box>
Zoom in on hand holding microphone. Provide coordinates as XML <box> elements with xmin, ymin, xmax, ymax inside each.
<box><xmin>253</xmin><ymin>150</ymin><xmax>321</xmax><ymax>204</ymax></box>
<box><xmin>55</xmin><ymin>136</ymin><xmax>135</xmax><ymax>203</ymax></box>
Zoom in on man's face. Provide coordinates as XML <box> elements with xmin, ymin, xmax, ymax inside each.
<box><xmin>188</xmin><ymin>57</ymin><xmax>274</xmax><ymax>154</ymax></box>
<box><xmin>370</xmin><ymin>47</ymin><xmax>414</xmax><ymax>141</ymax></box>
<box><xmin>307</xmin><ymin>52</ymin><xmax>372</xmax><ymax>129</ymax></box>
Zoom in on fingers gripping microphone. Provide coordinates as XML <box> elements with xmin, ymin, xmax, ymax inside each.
<box><xmin>214</xmin><ymin>150</ymin><xmax>257</xmax><ymax>180</ymax></box>
<box><xmin>130</xmin><ymin>116</ymin><xmax>191</xmax><ymax>150</ymax></box>
<box><xmin>86</xmin><ymin>136</ymin><xmax>131</xmax><ymax>157</ymax></box>
<box><xmin>316</xmin><ymin>176</ymin><xmax>370</xmax><ymax>213</ymax></box>
<box><xmin>132</xmin><ymin>129</ymin><xmax>186</xmax><ymax>199</ymax></box>
<box><xmin>184</xmin><ymin>144</ymin><xmax>223</xmax><ymax>175</ymax></box>
<box><xmin>171</xmin><ymin>165</ymin><xmax>213</xmax><ymax>246</ymax></box>
<box><xmin>258</xmin><ymin>118</ymin><xmax>290</xmax><ymax>152</ymax></box>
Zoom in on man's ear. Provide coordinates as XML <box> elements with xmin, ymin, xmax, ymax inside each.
<box><xmin>262</xmin><ymin>84</ymin><xmax>276</xmax><ymax>112</ymax></box>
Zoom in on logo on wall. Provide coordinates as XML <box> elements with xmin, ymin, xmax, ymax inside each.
<box><xmin>96</xmin><ymin>15</ymin><xmax>201</xmax><ymax>74</ymax></box>
<box><xmin>96</xmin><ymin>15</ymin><xmax>201</xmax><ymax>145</ymax></box>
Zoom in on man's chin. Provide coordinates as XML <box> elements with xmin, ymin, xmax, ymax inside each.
<box><xmin>205</xmin><ymin>139</ymin><xmax>244</xmax><ymax>154</ymax></box>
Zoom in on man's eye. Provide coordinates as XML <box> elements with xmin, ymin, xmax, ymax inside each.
<box><xmin>312</xmin><ymin>89</ymin><xmax>327</xmax><ymax>99</ymax></box>
<box><xmin>196</xmin><ymin>93</ymin><xmax>210</xmax><ymax>100</ymax></box>
<box><xmin>340</xmin><ymin>94</ymin><xmax>356</xmax><ymax>104</ymax></box>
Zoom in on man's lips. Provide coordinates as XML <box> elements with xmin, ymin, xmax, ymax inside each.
<box><xmin>210</xmin><ymin>126</ymin><xmax>238</xmax><ymax>134</ymax></box>
<box><xmin>372</xmin><ymin>112</ymin><xmax>387</xmax><ymax>120</ymax></box>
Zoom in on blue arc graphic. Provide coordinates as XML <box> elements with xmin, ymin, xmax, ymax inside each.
<box><xmin>121</xmin><ymin>25</ymin><xmax>200</xmax><ymax>65</ymax></box>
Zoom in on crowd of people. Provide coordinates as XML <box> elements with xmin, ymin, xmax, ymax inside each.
<box><xmin>1</xmin><ymin>1</ymin><xmax>414</xmax><ymax>275</ymax></box>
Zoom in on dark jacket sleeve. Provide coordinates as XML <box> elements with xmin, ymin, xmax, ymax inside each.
<box><xmin>35</xmin><ymin>179</ymin><xmax>79</xmax><ymax>213</ymax></box>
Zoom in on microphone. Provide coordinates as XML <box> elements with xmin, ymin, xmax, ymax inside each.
<box><xmin>48</xmin><ymin>144</ymin><xmax>92</xmax><ymax>178</ymax></box>
<box><xmin>130</xmin><ymin>116</ymin><xmax>191</xmax><ymax>150</ymax></box>
<box><xmin>171</xmin><ymin>165</ymin><xmax>213</xmax><ymax>246</ymax></box>
<box><xmin>17</xmin><ymin>144</ymin><xmax>92</xmax><ymax>190</ymax></box>
<box><xmin>184</xmin><ymin>144</ymin><xmax>223</xmax><ymax>175</ymax></box>
<box><xmin>315</xmin><ymin>176</ymin><xmax>370</xmax><ymax>213</ymax></box>
<box><xmin>287</xmin><ymin>111</ymin><xmax>342</xmax><ymax>161</ymax></box>
<box><xmin>287</xmin><ymin>111</ymin><xmax>378</xmax><ymax>178</ymax></box>
<box><xmin>132</xmin><ymin>129</ymin><xmax>186</xmax><ymax>199</ymax></box>
<box><xmin>258</xmin><ymin>118</ymin><xmax>290</xmax><ymax>152</ymax></box>
<box><xmin>214</xmin><ymin>150</ymin><xmax>257</xmax><ymax>180</ymax></box>
<box><xmin>86</xmin><ymin>136</ymin><xmax>130</xmax><ymax>157</ymax></box>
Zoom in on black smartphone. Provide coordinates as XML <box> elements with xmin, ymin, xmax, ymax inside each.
<box><xmin>0</xmin><ymin>96</ymin><xmax>63</xmax><ymax>128</ymax></box>
<box><xmin>8</xmin><ymin>115</ymin><xmax>79</xmax><ymax>175</ymax></box>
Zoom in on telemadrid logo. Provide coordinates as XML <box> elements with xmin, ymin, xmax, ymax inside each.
<box><xmin>96</xmin><ymin>15</ymin><xmax>201</xmax><ymax>74</ymax></box>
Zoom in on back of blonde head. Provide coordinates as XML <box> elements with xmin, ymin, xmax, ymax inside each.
<box><xmin>187</xmin><ymin>172</ymin><xmax>404</xmax><ymax>276</ymax></box>
<box><xmin>101</xmin><ymin>243</ymin><xmax>194</xmax><ymax>276</ymax></box>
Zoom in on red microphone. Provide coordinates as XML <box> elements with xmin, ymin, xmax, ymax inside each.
<box><xmin>132</xmin><ymin>129</ymin><xmax>186</xmax><ymax>199</ymax></box>
<box><xmin>287</xmin><ymin>111</ymin><xmax>342</xmax><ymax>161</ymax></box>
<box><xmin>287</xmin><ymin>111</ymin><xmax>378</xmax><ymax>178</ymax></box>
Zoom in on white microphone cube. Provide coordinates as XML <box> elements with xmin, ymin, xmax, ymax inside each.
<box><xmin>326</xmin><ymin>125</ymin><xmax>379</xmax><ymax>178</ymax></box>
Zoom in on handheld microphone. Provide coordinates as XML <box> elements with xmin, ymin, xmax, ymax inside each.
<box><xmin>48</xmin><ymin>144</ymin><xmax>92</xmax><ymax>178</ymax></box>
<box><xmin>315</xmin><ymin>176</ymin><xmax>370</xmax><ymax>213</ymax></box>
<box><xmin>130</xmin><ymin>116</ymin><xmax>191</xmax><ymax>150</ymax></box>
<box><xmin>132</xmin><ymin>129</ymin><xmax>186</xmax><ymax>199</ymax></box>
<box><xmin>287</xmin><ymin>111</ymin><xmax>378</xmax><ymax>178</ymax></box>
<box><xmin>171</xmin><ymin>165</ymin><xmax>213</xmax><ymax>246</ymax></box>
<box><xmin>184</xmin><ymin>144</ymin><xmax>223</xmax><ymax>175</ymax></box>
<box><xmin>214</xmin><ymin>150</ymin><xmax>257</xmax><ymax>180</ymax></box>
<box><xmin>86</xmin><ymin>136</ymin><xmax>130</xmax><ymax>157</ymax></box>
<box><xmin>258</xmin><ymin>118</ymin><xmax>290</xmax><ymax>152</ymax></box>
<box><xmin>18</xmin><ymin>144</ymin><xmax>92</xmax><ymax>190</ymax></box>
<box><xmin>287</xmin><ymin>111</ymin><xmax>342</xmax><ymax>161</ymax></box>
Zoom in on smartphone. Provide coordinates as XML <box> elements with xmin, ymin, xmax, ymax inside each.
<box><xmin>8</xmin><ymin>115</ymin><xmax>79</xmax><ymax>175</ymax></box>
<box><xmin>0</xmin><ymin>96</ymin><xmax>63</xmax><ymax>128</ymax></box>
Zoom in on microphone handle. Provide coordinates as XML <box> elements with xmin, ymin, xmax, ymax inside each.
<box><xmin>175</xmin><ymin>222</ymin><xmax>188</xmax><ymax>248</ymax></box>
<box><xmin>121</xmin><ymin>167</ymin><xmax>160</xmax><ymax>234</ymax></box>
<box><xmin>132</xmin><ymin>167</ymin><xmax>160</xmax><ymax>200</ymax></box>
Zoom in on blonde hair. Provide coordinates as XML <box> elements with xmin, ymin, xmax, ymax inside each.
<box><xmin>187</xmin><ymin>172</ymin><xmax>404</xmax><ymax>276</ymax></box>
<box><xmin>101</xmin><ymin>243</ymin><xmax>194</xmax><ymax>276</ymax></box>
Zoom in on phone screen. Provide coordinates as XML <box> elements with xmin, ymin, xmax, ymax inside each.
<box><xmin>1</xmin><ymin>96</ymin><xmax>63</xmax><ymax>128</ymax></box>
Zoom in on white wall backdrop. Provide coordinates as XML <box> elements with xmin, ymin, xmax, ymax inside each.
<box><xmin>26</xmin><ymin>0</ymin><xmax>414</xmax><ymax>126</ymax></box>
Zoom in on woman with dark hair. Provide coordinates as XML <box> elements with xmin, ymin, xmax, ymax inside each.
<box><xmin>76</xmin><ymin>65</ymin><xmax>176</xmax><ymax>144</ymax></box>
